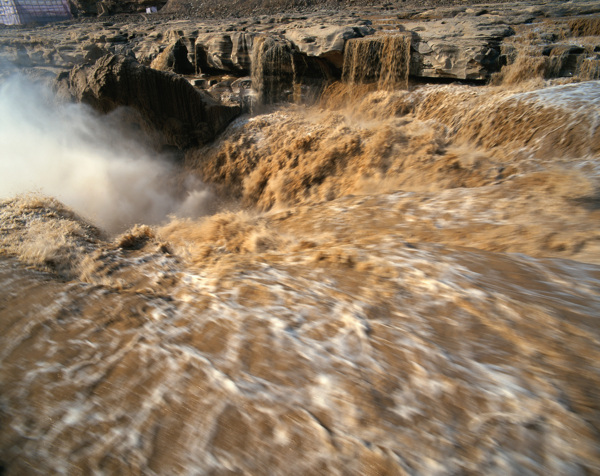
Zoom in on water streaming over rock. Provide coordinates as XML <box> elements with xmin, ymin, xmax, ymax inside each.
<box><xmin>250</xmin><ymin>36</ymin><xmax>294</xmax><ymax>107</ymax></box>
<box><xmin>342</xmin><ymin>35</ymin><xmax>411</xmax><ymax>90</ymax></box>
<box><xmin>251</xmin><ymin>34</ymin><xmax>411</xmax><ymax>107</ymax></box>
<box><xmin>2</xmin><ymin>17</ymin><xmax>600</xmax><ymax>476</ymax></box>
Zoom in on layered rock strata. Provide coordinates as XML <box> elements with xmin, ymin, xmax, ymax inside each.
<box><xmin>2</xmin><ymin>1</ymin><xmax>598</xmax><ymax>90</ymax></box>
<box><xmin>58</xmin><ymin>54</ymin><xmax>240</xmax><ymax>148</ymax></box>
<box><xmin>0</xmin><ymin>1</ymin><xmax>598</xmax><ymax>115</ymax></box>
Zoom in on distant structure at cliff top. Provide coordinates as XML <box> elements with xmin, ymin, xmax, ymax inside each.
<box><xmin>0</xmin><ymin>0</ymin><xmax>71</xmax><ymax>25</ymax></box>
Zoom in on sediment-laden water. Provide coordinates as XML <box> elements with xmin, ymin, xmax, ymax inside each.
<box><xmin>1</xmin><ymin>66</ymin><xmax>600</xmax><ymax>474</ymax></box>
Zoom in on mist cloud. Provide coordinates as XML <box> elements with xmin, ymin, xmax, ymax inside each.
<box><xmin>0</xmin><ymin>74</ymin><xmax>214</xmax><ymax>233</ymax></box>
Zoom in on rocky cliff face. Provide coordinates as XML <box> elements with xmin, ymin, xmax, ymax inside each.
<box><xmin>250</xmin><ymin>34</ymin><xmax>340</xmax><ymax>106</ymax></box>
<box><xmin>4</xmin><ymin>1</ymin><xmax>598</xmax><ymax>88</ymax></box>
<box><xmin>1</xmin><ymin>0</ymin><xmax>598</xmax><ymax>118</ymax></box>
<box><xmin>150</xmin><ymin>38</ymin><xmax>195</xmax><ymax>74</ymax></box>
<box><xmin>58</xmin><ymin>54</ymin><xmax>240</xmax><ymax>148</ymax></box>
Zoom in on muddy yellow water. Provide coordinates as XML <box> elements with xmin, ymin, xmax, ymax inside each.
<box><xmin>1</xmin><ymin>80</ymin><xmax>600</xmax><ymax>474</ymax></box>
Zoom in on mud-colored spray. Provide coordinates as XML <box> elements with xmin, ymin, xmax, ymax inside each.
<box><xmin>186</xmin><ymin>79</ymin><xmax>600</xmax><ymax>214</ymax></box>
<box><xmin>415</xmin><ymin>81</ymin><xmax>600</xmax><ymax>158</ymax></box>
<box><xmin>499</xmin><ymin>45</ymin><xmax>579</xmax><ymax>85</ymax></box>
<box><xmin>494</xmin><ymin>36</ymin><xmax>600</xmax><ymax>85</ymax></box>
<box><xmin>342</xmin><ymin>35</ymin><xmax>411</xmax><ymax>90</ymax></box>
<box><xmin>0</xmin><ymin>75</ymin><xmax>215</xmax><ymax>233</ymax></box>
<box><xmin>569</xmin><ymin>17</ymin><xmax>600</xmax><ymax>37</ymax></box>
<box><xmin>577</xmin><ymin>55</ymin><xmax>600</xmax><ymax>80</ymax></box>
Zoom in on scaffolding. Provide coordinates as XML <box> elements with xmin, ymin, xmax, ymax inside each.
<box><xmin>0</xmin><ymin>0</ymin><xmax>71</xmax><ymax>25</ymax></box>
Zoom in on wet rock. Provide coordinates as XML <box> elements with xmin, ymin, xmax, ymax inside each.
<box><xmin>203</xmin><ymin>34</ymin><xmax>235</xmax><ymax>71</ymax></box>
<box><xmin>494</xmin><ymin>21</ymin><xmax>600</xmax><ymax>84</ymax></box>
<box><xmin>4</xmin><ymin>1</ymin><xmax>597</xmax><ymax>86</ymax></box>
<box><xmin>291</xmin><ymin>52</ymin><xmax>336</xmax><ymax>102</ymax></box>
<box><xmin>191</xmin><ymin>77</ymin><xmax>209</xmax><ymax>88</ymax></box>
<box><xmin>195</xmin><ymin>32</ymin><xmax>255</xmax><ymax>74</ymax></box>
<box><xmin>405</xmin><ymin>17</ymin><xmax>515</xmax><ymax>80</ymax></box>
<box><xmin>82</xmin><ymin>43</ymin><xmax>110</xmax><ymax>64</ymax></box>
<box><xmin>284</xmin><ymin>25</ymin><xmax>374</xmax><ymax>69</ymax></box>
<box><xmin>230</xmin><ymin>32</ymin><xmax>254</xmax><ymax>72</ymax></box>
<box><xmin>150</xmin><ymin>39</ymin><xmax>195</xmax><ymax>74</ymax></box>
<box><xmin>230</xmin><ymin>76</ymin><xmax>252</xmax><ymax>90</ymax></box>
<box><xmin>60</xmin><ymin>54</ymin><xmax>240</xmax><ymax>148</ymax></box>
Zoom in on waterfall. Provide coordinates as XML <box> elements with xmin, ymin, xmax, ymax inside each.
<box><xmin>251</xmin><ymin>36</ymin><xmax>294</xmax><ymax>107</ymax></box>
<box><xmin>250</xmin><ymin>34</ymin><xmax>410</xmax><ymax>107</ymax></box>
<box><xmin>342</xmin><ymin>35</ymin><xmax>411</xmax><ymax>90</ymax></box>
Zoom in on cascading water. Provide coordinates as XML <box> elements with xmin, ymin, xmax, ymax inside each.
<box><xmin>250</xmin><ymin>36</ymin><xmax>294</xmax><ymax>107</ymax></box>
<box><xmin>2</xmin><ymin>7</ymin><xmax>600</xmax><ymax>476</ymax></box>
<box><xmin>342</xmin><ymin>35</ymin><xmax>411</xmax><ymax>90</ymax></box>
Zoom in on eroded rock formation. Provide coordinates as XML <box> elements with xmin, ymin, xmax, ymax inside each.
<box><xmin>284</xmin><ymin>25</ymin><xmax>374</xmax><ymax>69</ymax></box>
<box><xmin>2</xmin><ymin>0</ymin><xmax>598</xmax><ymax>89</ymax></box>
<box><xmin>150</xmin><ymin>38</ymin><xmax>195</xmax><ymax>74</ymax></box>
<box><xmin>404</xmin><ymin>17</ymin><xmax>514</xmax><ymax>80</ymax></box>
<box><xmin>250</xmin><ymin>34</ymin><xmax>338</xmax><ymax>106</ymax></box>
<box><xmin>58</xmin><ymin>54</ymin><xmax>240</xmax><ymax>148</ymax></box>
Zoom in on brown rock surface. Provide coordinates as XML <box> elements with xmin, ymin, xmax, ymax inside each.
<box><xmin>150</xmin><ymin>38</ymin><xmax>195</xmax><ymax>74</ymax></box>
<box><xmin>284</xmin><ymin>25</ymin><xmax>374</xmax><ymax>69</ymax></box>
<box><xmin>405</xmin><ymin>16</ymin><xmax>514</xmax><ymax>80</ymax></box>
<box><xmin>2</xmin><ymin>0</ymin><xmax>599</xmax><ymax>82</ymax></box>
<box><xmin>196</xmin><ymin>32</ymin><xmax>256</xmax><ymax>73</ymax></box>
<box><xmin>60</xmin><ymin>53</ymin><xmax>240</xmax><ymax>148</ymax></box>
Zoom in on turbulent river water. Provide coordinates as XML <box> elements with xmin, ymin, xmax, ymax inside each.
<box><xmin>1</xmin><ymin>73</ymin><xmax>600</xmax><ymax>474</ymax></box>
